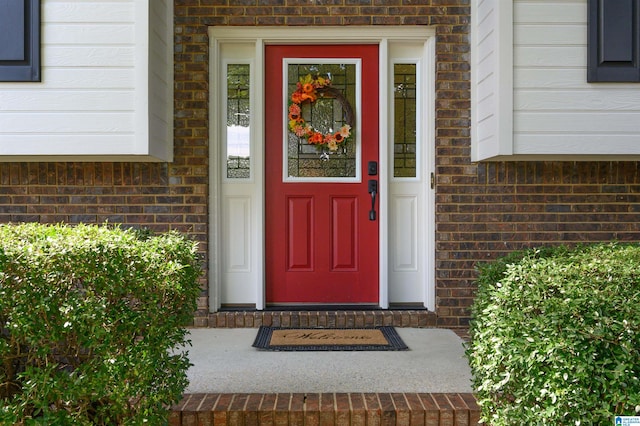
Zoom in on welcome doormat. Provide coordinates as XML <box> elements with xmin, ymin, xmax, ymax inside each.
<box><xmin>252</xmin><ymin>326</ymin><xmax>409</xmax><ymax>351</ymax></box>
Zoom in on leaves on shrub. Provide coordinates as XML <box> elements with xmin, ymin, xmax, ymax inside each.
<box><xmin>467</xmin><ymin>243</ymin><xmax>640</xmax><ymax>425</ymax></box>
<box><xmin>0</xmin><ymin>223</ymin><xmax>201</xmax><ymax>425</ymax></box>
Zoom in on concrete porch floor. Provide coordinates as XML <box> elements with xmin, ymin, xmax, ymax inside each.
<box><xmin>183</xmin><ymin>328</ymin><xmax>472</xmax><ymax>394</ymax></box>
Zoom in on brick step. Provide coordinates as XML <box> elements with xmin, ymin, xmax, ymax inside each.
<box><xmin>197</xmin><ymin>310</ymin><xmax>443</xmax><ymax>329</ymax></box>
<box><xmin>169</xmin><ymin>393</ymin><xmax>480</xmax><ymax>425</ymax></box>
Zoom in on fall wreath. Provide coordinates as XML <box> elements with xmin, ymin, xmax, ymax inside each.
<box><xmin>288</xmin><ymin>74</ymin><xmax>354</xmax><ymax>152</ymax></box>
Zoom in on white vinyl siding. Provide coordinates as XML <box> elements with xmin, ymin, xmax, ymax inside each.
<box><xmin>0</xmin><ymin>0</ymin><xmax>173</xmax><ymax>161</ymax></box>
<box><xmin>147</xmin><ymin>0</ymin><xmax>174</xmax><ymax>161</ymax></box>
<box><xmin>472</xmin><ymin>0</ymin><xmax>640</xmax><ymax>160</ymax></box>
<box><xmin>471</xmin><ymin>0</ymin><xmax>513</xmax><ymax>161</ymax></box>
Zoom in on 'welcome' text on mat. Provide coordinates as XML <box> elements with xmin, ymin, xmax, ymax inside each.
<box><xmin>252</xmin><ymin>326</ymin><xmax>409</xmax><ymax>351</ymax></box>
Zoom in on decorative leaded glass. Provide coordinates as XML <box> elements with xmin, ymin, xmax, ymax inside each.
<box><xmin>393</xmin><ymin>63</ymin><xmax>417</xmax><ymax>178</ymax></box>
<box><xmin>226</xmin><ymin>64</ymin><xmax>250</xmax><ymax>179</ymax></box>
<box><xmin>286</xmin><ymin>63</ymin><xmax>357</xmax><ymax>179</ymax></box>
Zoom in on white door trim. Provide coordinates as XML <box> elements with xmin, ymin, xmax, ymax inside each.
<box><xmin>209</xmin><ymin>26</ymin><xmax>436</xmax><ymax>311</ymax></box>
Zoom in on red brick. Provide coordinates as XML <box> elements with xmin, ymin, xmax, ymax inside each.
<box><xmin>258</xmin><ymin>393</ymin><xmax>277</xmax><ymax>425</ymax></box>
<box><xmin>377</xmin><ymin>393</ymin><xmax>396</xmax><ymax>424</ymax></box>
<box><xmin>169</xmin><ymin>411</ymin><xmax>182</xmax><ymax>426</ymax></box>
<box><xmin>320</xmin><ymin>393</ymin><xmax>335</xmax><ymax>425</ymax></box>
<box><xmin>349</xmin><ymin>393</ymin><xmax>367</xmax><ymax>426</ymax></box>
<box><xmin>459</xmin><ymin>394</ymin><xmax>481</xmax><ymax>425</ymax></box>
<box><xmin>404</xmin><ymin>393</ymin><xmax>426</xmax><ymax>426</ymax></box>
<box><xmin>304</xmin><ymin>393</ymin><xmax>320</xmax><ymax>425</ymax></box>
<box><xmin>289</xmin><ymin>394</ymin><xmax>305</xmax><ymax>425</ymax></box>
<box><xmin>182</xmin><ymin>394</ymin><xmax>208</xmax><ymax>426</ymax></box>
<box><xmin>274</xmin><ymin>394</ymin><xmax>292</xmax><ymax>425</ymax></box>
<box><xmin>335</xmin><ymin>393</ymin><xmax>350</xmax><ymax>425</ymax></box>
<box><xmin>418</xmin><ymin>394</ymin><xmax>440</xmax><ymax>426</ymax></box>
<box><xmin>447</xmin><ymin>394</ymin><xmax>470</xmax><ymax>426</ymax></box>
<box><xmin>432</xmin><ymin>394</ymin><xmax>455</xmax><ymax>426</ymax></box>
<box><xmin>364</xmin><ymin>393</ymin><xmax>381</xmax><ymax>425</ymax></box>
<box><xmin>391</xmin><ymin>393</ymin><xmax>411</xmax><ymax>425</ymax></box>
<box><xmin>197</xmin><ymin>394</ymin><xmax>219</xmax><ymax>426</ymax></box>
<box><xmin>182</xmin><ymin>393</ymin><xmax>481</xmax><ymax>426</ymax></box>
<box><xmin>212</xmin><ymin>394</ymin><xmax>234</xmax><ymax>425</ymax></box>
<box><xmin>244</xmin><ymin>394</ymin><xmax>262</xmax><ymax>425</ymax></box>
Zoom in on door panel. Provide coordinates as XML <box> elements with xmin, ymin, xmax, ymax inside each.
<box><xmin>331</xmin><ymin>196</ymin><xmax>357</xmax><ymax>270</ymax></box>
<box><xmin>265</xmin><ymin>44</ymin><xmax>379</xmax><ymax>304</ymax></box>
<box><xmin>287</xmin><ymin>196</ymin><xmax>313</xmax><ymax>271</ymax></box>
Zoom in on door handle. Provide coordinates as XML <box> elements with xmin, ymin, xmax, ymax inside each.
<box><xmin>368</xmin><ymin>179</ymin><xmax>378</xmax><ymax>221</ymax></box>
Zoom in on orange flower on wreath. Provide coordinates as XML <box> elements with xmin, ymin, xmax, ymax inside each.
<box><xmin>308</xmin><ymin>132</ymin><xmax>324</xmax><ymax>145</ymax></box>
<box><xmin>288</xmin><ymin>104</ymin><xmax>301</xmax><ymax>121</ymax></box>
<box><xmin>287</xmin><ymin>74</ymin><xmax>352</xmax><ymax>152</ymax></box>
<box><xmin>291</xmin><ymin>91</ymin><xmax>303</xmax><ymax>104</ymax></box>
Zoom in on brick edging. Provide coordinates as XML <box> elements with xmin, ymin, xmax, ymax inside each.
<box><xmin>170</xmin><ymin>393</ymin><xmax>481</xmax><ymax>426</ymax></box>
<box><xmin>195</xmin><ymin>310</ymin><xmax>440</xmax><ymax>329</ymax></box>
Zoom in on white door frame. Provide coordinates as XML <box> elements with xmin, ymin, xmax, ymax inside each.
<box><xmin>208</xmin><ymin>26</ymin><xmax>436</xmax><ymax>311</ymax></box>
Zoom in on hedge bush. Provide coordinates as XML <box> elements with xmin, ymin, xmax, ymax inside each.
<box><xmin>0</xmin><ymin>223</ymin><xmax>201</xmax><ymax>425</ymax></box>
<box><xmin>467</xmin><ymin>243</ymin><xmax>640</xmax><ymax>425</ymax></box>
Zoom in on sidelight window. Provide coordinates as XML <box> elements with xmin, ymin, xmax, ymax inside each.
<box><xmin>226</xmin><ymin>64</ymin><xmax>251</xmax><ymax>179</ymax></box>
<box><xmin>393</xmin><ymin>63</ymin><xmax>418</xmax><ymax>178</ymax></box>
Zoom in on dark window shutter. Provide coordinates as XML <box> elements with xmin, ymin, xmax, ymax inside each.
<box><xmin>0</xmin><ymin>0</ymin><xmax>40</xmax><ymax>82</ymax></box>
<box><xmin>588</xmin><ymin>0</ymin><xmax>640</xmax><ymax>82</ymax></box>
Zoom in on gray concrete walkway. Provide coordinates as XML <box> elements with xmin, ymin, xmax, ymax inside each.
<box><xmin>183</xmin><ymin>328</ymin><xmax>473</xmax><ymax>394</ymax></box>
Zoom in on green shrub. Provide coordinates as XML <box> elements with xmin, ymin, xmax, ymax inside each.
<box><xmin>0</xmin><ymin>223</ymin><xmax>201</xmax><ymax>425</ymax></box>
<box><xmin>467</xmin><ymin>243</ymin><xmax>640</xmax><ymax>425</ymax></box>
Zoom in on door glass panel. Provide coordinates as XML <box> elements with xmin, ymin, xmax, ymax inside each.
<box><xmin>226</xmin><ymin>64</ymin><xmax>251</xmax><ymax>179</ymax></box>
<box><xmin>285</xmin><ymin>62</ymin><xmax>358</xmax><ymax>180</ymax></box>
<box><xmin>393</xmin><ymin>63</ymin><xmax>417</xmax><ymax>178</ymax></box>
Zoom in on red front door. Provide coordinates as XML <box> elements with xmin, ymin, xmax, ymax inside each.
<box><xmin>265</xmin><ymin>44</ymin><xmax>379</xmax><ymax>305</ymax></box>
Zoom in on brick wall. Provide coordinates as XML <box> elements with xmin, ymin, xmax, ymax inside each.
<box><xmin>2</xmin><ymin>1</ymin><xmax>640</xmax><ymax>327</ymax></box>
<box><xmin>0</xmin><ymin>161</ymin><xmax>209</xmax><ymax>312</ymax></box>
<box><xmin>435</xmin><ymin>160</ymin><xmax>640</xmax><ymax>326</ymax></box>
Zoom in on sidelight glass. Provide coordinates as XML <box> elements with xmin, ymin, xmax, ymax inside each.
<box><xmin>226</xmin><ymin>64</ymin><xmax>251</xmax><ymax>179</ymax></box>
<box><xmin>393</xmin><ymin>63</ymin><xmax>417</xmax><ymax>178</ymax></box>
